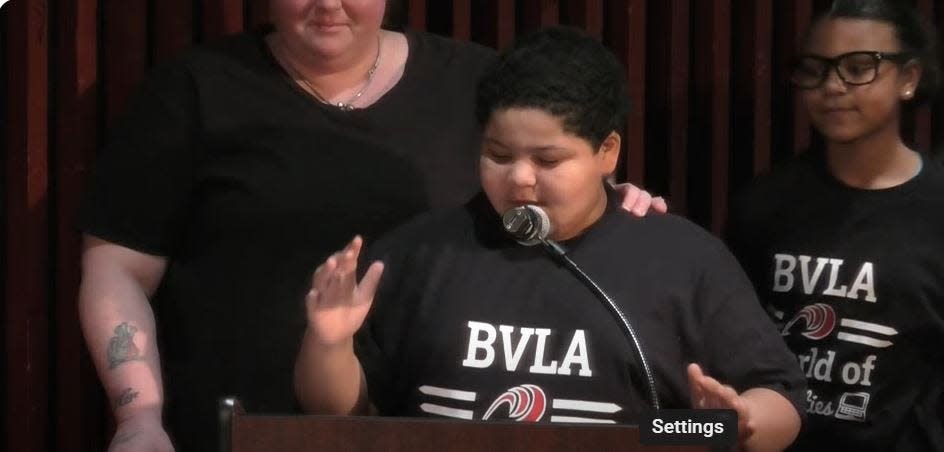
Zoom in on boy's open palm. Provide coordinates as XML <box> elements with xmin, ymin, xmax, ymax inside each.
<box><xmin>306</xmin><ymin>236</ymin><xmax>384</xmax><ymax>346</ymax></box>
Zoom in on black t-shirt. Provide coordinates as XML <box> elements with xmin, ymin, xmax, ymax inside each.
<box><xmin>79</xmin><ymin>28</ymin><xmax>496</xmax><ymax>450</ymax></box>
<box><xmin>356</xmin><ymin>190</ymin><xmax>806</xmax><ymax>424</ymax></box>
<box><xmin>728</xmin><ymin>152</ymin><xmax>944</xmax><ymax>451</ymax></box>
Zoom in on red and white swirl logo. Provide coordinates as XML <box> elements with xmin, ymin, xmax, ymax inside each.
<box><xmin>482</xmin><ymin>384</ymin><xmax>547</xmax><ymax>422</ymax></box>
<box><xmin>782</xmin><ymin>303</ymin><xmax>837</xmax><ymax>340</ymax></box>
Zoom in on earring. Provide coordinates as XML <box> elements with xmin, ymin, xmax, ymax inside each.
<box><xmin>904</xmin><ymin>90</ymin><xmax>913</xmax><ymax>98</ymax></box>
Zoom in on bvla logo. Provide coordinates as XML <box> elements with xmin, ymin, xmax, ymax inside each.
<box><xmin>482</xmin><ymin>384</ymin><xmax>547</xmax><ymax>422</ymax></box>
<box><xmin>782</xmin><ymin>303</ymin><xmax>837</xmax><ymax>340</ymax></box>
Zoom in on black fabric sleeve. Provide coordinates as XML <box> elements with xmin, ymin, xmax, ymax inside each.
<box><xmin>78</xmin><ymin>61</ymin><xmax>200</xmax><ymax>256</ymax></box>
<box><xmin>692</xmin><ymin>237</ymin><xmax>808</xmax><ymax>422</ymax></box>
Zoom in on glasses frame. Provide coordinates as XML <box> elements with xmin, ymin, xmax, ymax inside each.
<box><xmin>790</xmin><ymin>51</ymin><xmax>914</xmax><ymax>89</ymax></box>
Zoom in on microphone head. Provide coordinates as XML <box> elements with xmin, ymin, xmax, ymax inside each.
<box><xmin>502</xmin><ymin>205</ymin><xmax>551</xmax><ymax>246</ymax></box>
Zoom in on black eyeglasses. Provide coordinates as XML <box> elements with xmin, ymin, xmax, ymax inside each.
<box><xmin>790</xmin><ymin>51</ymin><xmax>914</xmax><ymax>89</ymax></box>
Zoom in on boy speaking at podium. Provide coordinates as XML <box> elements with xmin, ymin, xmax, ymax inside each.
<box><xmin>295</xmin><ymin>27</ymin><xmax>805</xmax><ymax>451</ymax></box>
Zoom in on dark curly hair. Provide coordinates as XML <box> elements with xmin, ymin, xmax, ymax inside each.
<box><xmin>807</xmin><ymin>0</ymin><xmax>941</xmax><ymax>105</ymax></box>
<box><xmin>475</xmin><ymin>26</ymin><xmax>631</xmax><ymax>150</ymax></box>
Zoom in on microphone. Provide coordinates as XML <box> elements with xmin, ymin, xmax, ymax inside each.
<box><xmin>501</xmin><ymin>205</ymin><xmax>662</xmax><ymax>411</ymax></box>
<box><xmin>501</xmin><ymin>205</ymin><xmax>551</xmax><ymax>246</ymax></box>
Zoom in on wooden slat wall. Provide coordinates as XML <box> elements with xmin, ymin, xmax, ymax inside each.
<box><xmin>777</xmin><ymin>0</ymin><xmax>814</xmax><ymax>157</ymax></box>
<box><xmin>605</xmin><ymin>0</ymin><xmax>647</xmax><ymax>185</ymax></box>
<box><xmin>4</xmin><ymin>0</ymin><xmax>50</xmax><ymax>450</ymax></box>
<box><xmin>54</xmin><ymin>1</ymin><xmax>105</xmax><ymax>450</ymax></box>
<box><xmin>521</xmin><ymin>0</ymin><xmax>559</xmax><ymax>32</ymax></box>
<box><xmin>247</xmin><ymin>0</ymin><xmax>270</xmax><ymax>29</ymax></box>
<box><xmin>406</xmin><ymin>0</ymin><xmax>427</xmax><ymax>30</ymax></box>
<box><xmin>692</xmin><ymin>0</ymin><xmax>732</xmax><ymax>232</ymax></box>
<box><xmin>732</xmin><ymin>0</ymin><xmax>772</xmax><ymax>188</ymax></box>
<box><xmin>481</xmin><ymin>0</ymin><xmax>515</xmax><ymax>49</ymax></box>
<box><xmin>452</xmin><ymin>0</ymin><xmax>472</xmax><ymax>41</ymax></box>
<box><xmin>102</xmin><ymin>0</ymin><xmax>148</xmax><ymax>125</ymax></box>
<box><xmin>3</xmin><ymin>1</ymin><xmax>944</xmax><ymax>450</ymax></box>
<box><xmin>563</xmin><ymin>0</ymin><xmax>603</xmax><ymax>39</ymax></box>
<box><xmin>153</xmin><ymin>0</ymin><xmax>194</xmax><ymax>64</ymax></box>
<box><xmin>204</xmin><ymin>0</ymin><xmax>244</xmax><ymax>40</ymax></box>
<box><xmin>910</xmin><ymin>0</ymin><xmax>934</xmax><ymax>152</ymax></box>
<box><xmin>645</xmin><ymin>0</ymin><xmax>690</xmax><ymax>213</ymax></box>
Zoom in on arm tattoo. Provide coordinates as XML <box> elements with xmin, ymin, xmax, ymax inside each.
<box><xmin>116</xmin><ymin>387</ymin><xmax>140</xmax><ymax>407</ymax></box>
<box><xmin>107</xmin><ymin>322</ymin><xmax>143</xmax><ymax>369</ymax></box>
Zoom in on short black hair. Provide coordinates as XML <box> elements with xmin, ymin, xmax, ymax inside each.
<box><xmin>475</xmin><ymin>26</ymin><xmax>631</xmax><ymax>150</ymax></box>
<box><xmin>807</xmin><ymin>0</ymin><xmax>941</xmax><ymax>105</ymax></box>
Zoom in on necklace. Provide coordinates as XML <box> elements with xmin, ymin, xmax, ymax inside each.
<box><xmin>277</xmin><ymin>35</ymin><xmax>382</xmax><ymax>111</ymax></box>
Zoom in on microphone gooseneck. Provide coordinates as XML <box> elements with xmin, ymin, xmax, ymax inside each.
<box><xmin>501</xmin><ymin>205</ymin><xmax>661</xmax><ymax>411</ymax></box>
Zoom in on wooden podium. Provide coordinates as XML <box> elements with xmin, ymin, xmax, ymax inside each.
<box><xmin>220</xmin><ymin>398</ymin><xmax>712</xmax><ymax>452</ymax></box>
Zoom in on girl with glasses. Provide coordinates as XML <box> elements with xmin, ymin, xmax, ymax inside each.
<box><xmin>728</xmin><ymin>0</ymin><xmax>944</xmax><ymax>450</ymax></box>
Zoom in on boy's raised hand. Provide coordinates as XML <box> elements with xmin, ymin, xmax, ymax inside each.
<box><xmin>306</xmin><ymin>236</ymin><xmax>384</xmax><ymax>346</ymax></box>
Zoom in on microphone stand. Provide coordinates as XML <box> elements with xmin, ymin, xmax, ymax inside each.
<box><xmin>539</xmin><ymin>239</ymin><xmax>662</xmax><ymax>411</ymax></box>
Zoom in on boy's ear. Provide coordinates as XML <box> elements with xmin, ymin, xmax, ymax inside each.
<box><xmin>598</xmin><ymin>131</ymin><xmax>621</xmax><ymax>176</ymax></box>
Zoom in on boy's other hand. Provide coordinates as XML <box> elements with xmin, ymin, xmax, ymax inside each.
<box><xmin>687</xmin><ymin>363</ymin><xmax>754</xmax><ymax>442</ymax></box>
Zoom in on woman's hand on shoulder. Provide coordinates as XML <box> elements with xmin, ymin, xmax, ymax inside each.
<box><xmin>613</xmin><ymin>182</ymin><xmax>668</xmax><ymax>217</ymax></box>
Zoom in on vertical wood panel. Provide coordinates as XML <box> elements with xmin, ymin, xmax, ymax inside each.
<box><xmin>709</xmin><ymin>0</ymin><xmax>731</xmax><ymax>233</ymax></box>
<box><xmin>452</xmin><ymin>0</ymin><xmax>471</xmax><ymax>40</ymax></box>
<box><xmin>54</xmin><ymin>7</ymin><xmax>101</xmax><ymax>450</ymax></box>
<box><xmin>605</xmin><ymin>0</ymin><xmax>646</xmax><ymax>185</ymax></box>
<box><xmin>153</xmin><ymin>0</ymin><xmax>194</xmax><ymax>64</ymax></box>
<box><xmin>911</xmin><ymin>0</ymin><xmax>933</xmax><ymax>152</ymax></box>
<box><xmin>667</xmin><ymin>0</ymin><xmax>690</xmax><ymax>213</ymax></box>
<box><xmin>481</xmin><ymin>0</ymin><xmax>515</xmax><ymax>49</ymax></box>
<box><xmin>204</xmin><ymin>0</ymin><xmax>244</xmax><ymax>40</ymax></box>
<box><xmin>248</xmin><ymin>0</ymin><xmax>270</xmax><ymax>29</ymax></box>
<box><xmin>691</xmin><ymin>0</ymin><xmax>731</xmax><ymax>233</ymax></box>
<box><xmin>731</xmin><ymin>0</ymin><xmax>773</xmax><ymax>201</ymax></box>
<box><xmin>748</xmin><ymin>0</ymin><xmax>772</xmax><ymax>175</ymax></box>
<box><xmin>406</xmin><ymin>0</ymin><xmax>427</xmax><ymax>30</ymax></box>
<box><xmin>643</xmin><ymin>0</ymin><xmax>689</xmax><ymax>213</ymax></box>
<box><xmin>791</xmin><ymin>0</ymin><xmax>813</xmax><ymax>155</ymax></box>
<box><xmin>4</xmin><ymin>0</ymin><xmax>51</xmax><ymax>451</ymax></box>
<box><xmin>562</xmin><ymin>0</ymin><xmax>603</xmax><ymax>39</ymax></box>
<box><xmin>771</xmin><ymin>0</ymin><xmax>812</xmax><ymax>163</ymax></box>
<box><xmin>54</xmin><ymin>0</ymin><xmax>106</xmax><ymax>450</ymax></box>
<box><xmin>103</xmin><ymin>0</ymin><xmax>148</xmax><ymax>125</ymax></box>
<box><xmin>520</xmin><ymin>0</ymin><xmax>559</xmax><ymax>33</ymax></box>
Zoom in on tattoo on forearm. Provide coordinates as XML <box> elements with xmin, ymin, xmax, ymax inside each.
<box><xmin>116</xmin><ymin>387</ymin><xmax>140</xmax><ymax>407</ymax></box>
<box><xmin>107</xmin><ymin>322</ymin><xmax>143</xmax><ymax>369</ymax></box>
<box><xmin>111</xmin><ymin>430</ymin><xmax>139</xmax><ymax>445</ymax></box>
